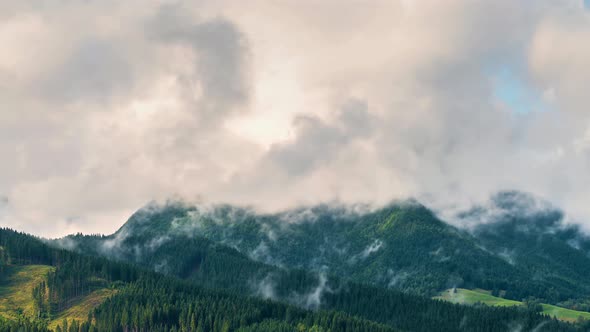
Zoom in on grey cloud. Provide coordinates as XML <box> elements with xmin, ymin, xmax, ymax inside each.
<box><xmin>348</xmin><ymin>239</ymin><xmax>384</xmax><ymax>264</ymax></box>
<box><xmin>148</xmin><ymin>3</ymin><xmax>251</xmax><ymax>117</ymax></box>
<box><xmin>3</xmin><ymin>1</ymin><xmax>590</xmax><ymax>237</ymax></box>
<box><xmin>253</xmin><ymin>274</ymin><xmax>277</xmax><ymax>300</ymax></box>
<box><xmin>387</xmin><ymin>269</ymin><xmax>410</xmax><ymax>289</ymax></box>
<box><xmin>0</xmin><ymin>196</ymin><xmax>8</xmax><ymax>220</ymax></box>
<box><xmin>266</xmin><ymin>98</ymin><xmax>373</xmax><ymax>176</ymax></box>
<box><xmin>267</xmin><ymin>115</ymin><xmax>346</xmax><ymax>175</ymax></box>
<box><xmin>37</xmin><ymin>38</ymin><xmax>133</xmax><ymax>104</ymax></box>
<box><xmin>338</xmin><ymin>98</ymin><xmax>372</xmax><ymax>137</ymax></box>
<box><xmin>0</xmin><ymin>2</ymin><xmax>255</xmax><ymax>236</ymax></box>
<box><xmin>301</xmin><ymin>271</ymin><xmax>329</xmax><ymax>309</ymax></box>
<box><xmin>185</xmin><ymin>20</ymin><xmax>250</xmax><ymax>106</ymax></box>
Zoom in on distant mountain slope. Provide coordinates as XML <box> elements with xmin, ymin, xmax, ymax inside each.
<box><xmin>0</xmin><ymin>264</ymin><xmax>115</xmax><ymax>330</ymax></box>
<box><xmin>0</xmin><ymin>265</ymin><xmax>55</xmax><ymax>320</ymax></box>
<box><xmin>56</xmin><ymin>228</ymin><xmax>540</xmax><ymax>331</ymax></box>
<box><xmin>1</xmin><ymin>228</ymin><xmax>404</xmax><ymax>332</ymax></box>
<box><xmin>464</xmin><ymin>191</ymin><xmax>590</xmax><ymax>303</ymax></box>
<box><xmin>61</xmin><ymin>194</ymin><xmax>590</xmax><ymax>304</ymax></box>
<box><xmin>436</xmin><ymin>288</ymin><xmax>590</xmax><ymax>323</ymax></box>
<box><xmin>6</xmin><ymin>228</ymin><xmax>581</xmax><ymax>331</ymax></box>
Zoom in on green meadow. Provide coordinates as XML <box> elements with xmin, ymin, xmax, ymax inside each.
<box><xmin>0</xmin><ymin>264</ymin><xmax>116</xmax><ymax>329</ymax></box>
<box><xmin>436</xmin><ymin>288</ymin><xmax>590</xmax><ymax>322</ymax></box>
<box><xmin>0</xmin><ymin>265</ymin><xmax>55</xmax><ymax>320</ymax></box>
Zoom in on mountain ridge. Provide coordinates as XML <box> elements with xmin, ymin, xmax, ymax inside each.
<box><xmin>5</xmin><ymin>226</ymin><xmax>580</xmax><ymax>331</ymax></box>
<box><xmin>56</xmin><ymin>191</ymin><xmax>590</xmax><ymax>305</ymax></box>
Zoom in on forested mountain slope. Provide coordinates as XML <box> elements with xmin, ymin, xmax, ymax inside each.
<box><xmin>464</xmin><ymin>192</ymin><xmax>590</xmax><ymax>307</ymax></box>
<box><xmin>0</xmin><ymin>228</ymin><xmax>401</xmax><ymax>331</ymax></box>
<box><xmin>59</xmin><ymin>192</ymin><xmax>590</xmax><ymax>305</ymax></box>
<box><xmin>0</xmin><ymin>226</ymin><xmax>581</xmax><ymax>331</ymax></box>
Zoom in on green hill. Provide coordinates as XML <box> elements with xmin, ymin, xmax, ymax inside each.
<box><xmin>1</xmin><ymin>228</ymin><xmax>401</xmax><ymax>332</ymax></box>
<box><xmin>1</xmin><ymin>225</ymin><xmax>581</xmax><ymax>331</ymax></box>
<box><xmin>436</xmin><ymin>288</ymin><xmax>590</xmax><ymax>323</ymax></box>
<box><xmin>467</xmin><ymin>192</ymin><xmax>590</xmax><ymax>303</ymax></box>
<box><xmin>46</xmin><ymin>288</ymin><xmax>117</xmax><ymax>330</ymax></box>
<box><xmin>0</xmin><ymin>264</ymin><xmax>116</xmax><ymax>330</ymax></box>
<box><xmin>0</xmin><ymin>265</ymin><xmax>55</xmax><ymax>320</ymax></box>
<box><xmin>436</xmin><ymin>288</ymin><xmax>522</xmax><ymax>307</ymax></box>
<box><xmin>60</xmin><ymin>195</ymin><xmax>590</xmax><ymax>305</ymax></box>
<box><xmin>4</xmin><ymin>191</ymin><xmax>590</xmax><ymax>331</ymax></box>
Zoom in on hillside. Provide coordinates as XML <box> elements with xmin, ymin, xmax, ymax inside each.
<box><xmin>1</xmin><ymin>228</ymin><xmax>403</xmax><ymax>332</ymax></box>
<box><xmin>0</xmin><ymin>265</ymin><xmax>55</xmax><ymax>320</ymax></box>
<box><xmin>436</xmin><ymin>288</ymin><xmax>590</xmax><ymax>323</ymax></box>
<box><xmin>0</xmin><ymin>264</ymin><xmax>116</xmax><ymax>330</ymax></box>
<box><xmin>1</xmin><ymin>226</ymin><xmax>582</xmax><ymax>331</ymax></box>
<box><xmin>59</xmin><ymin>194</ymin><xmax>590</xmax><ymax>305</ymax></box>
<box><xmin>465</xmin><ymin>192</ymin><xmax>590</xmax><ymax>303</ymax></box>
<box><xmin>46</xmin><ymin>288</ymin><xmax>117</xmax><ymax>330</ymax></box>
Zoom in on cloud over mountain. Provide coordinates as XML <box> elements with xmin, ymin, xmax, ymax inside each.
<box><xmin>2</xmin><ymin>0</ymin><xmax>590</xmax><ymax>236</ymax></box>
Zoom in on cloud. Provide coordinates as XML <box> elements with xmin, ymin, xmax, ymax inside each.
<box><xmin>0</xmin><ymin>1</ymin><xmax>256</xmax><ymax>236</ymax></box>
<box><xmin>253</xmin><ymin>274</ymin><xmax>277</xmax><ymax>300</ymax></box>
<box><xmin>147</xmin><ymin>3</ymin><xmax>251</xmax><ymax>115</ymax></box>
<box><xmin>37</xmin><ymin>37</ymin><xmax>134</xmax><ymax>104</ymax></box>
<box><xmin>265</xmin><ymin>98</ymin><xmax>373</xmax><ymax>176</ymax></box>
<box><xmin>2</xmin><ymin>1</ymin><xmax>590</xmax><ymax>237</ymax></box>
<box><xmin>349</xmin><ymin>239</ymin><xmax>384</xmax><ymax>264</ymax></box>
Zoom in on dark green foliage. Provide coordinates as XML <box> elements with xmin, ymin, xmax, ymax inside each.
<box><xmin>468</xmin><ymin>191</ymin><xmax>590</xmax><ymax>304</ymax></box>
<box><xmin>1</xmin><ymin>228</ymin><xmax>143</xmax><ymax>320</ymax></box>
<box><xmin>85</xmin><ymin>277</ymin><xmax>397</xmax><ymax>332</ymax></box>
<box><xmin>0</xmin><ymin>316</ymin><xmax>50</xmax><ymax>332</ymax></box>
<box><xmin>1</xmin><ymin>228</ymin><xmax>399</xmax><ymax>331</ymax></box>
<box><xmin>64</xmin><ymin>199</ymin><xmax>590</xmax><ymax>305</ymax></box>
<box><xmin>320</xmin><ymin>283</ymin><xmax>576</xmax><ymax>332</ymax></box>
<box><xmin>47</xmin><ymin>218</ymin><xmax>588</xmax><ymax>331</ymax></box>
<box><xmin>558</xmin><ymin>299</ymin><xmax>590</xmax><ymax>313</ymax></box>
<box><xmin>0</xmin><ymin>228</ymin><xmax>397</xmax><ymax>332</ymax></box>
<box><xmin>3</xmin><ymin>194</ymin><xmax>590</xmax><ymax>332</ymax></box>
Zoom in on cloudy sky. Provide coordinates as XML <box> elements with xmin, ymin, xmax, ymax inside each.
<box><xmin>2</xmin><ymin>0</ymin><xmax>590</xmax><ymax>237</ymax></box>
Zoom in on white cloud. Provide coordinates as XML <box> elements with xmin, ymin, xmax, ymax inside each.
<box><xmin>2</xmin><ymin>0</ymin><xmax>590</xmax><ymax>237</ymax></box>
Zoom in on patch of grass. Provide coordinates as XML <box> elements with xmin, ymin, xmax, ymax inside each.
<box><xmin>378</xmin><ymin>211</ymin><xmax>399</xmax><ymax>232</ymax></box>
<box><xmin>1</xmin><ymin>265</ymin><xmax>115</xmax><ymax>330</ymax></box>
<box><xmin>435</xmin><ymin>288</ymin><xmax>521</xmax><ymax>307</ymax></box>
<box><xmin>0</xmin><ymin>265</ymin><xmax>55</xmax><ymax>320</ymax></box>
<box><xmin>436</xmin><ymin>288</ymin><xmax>590</xmax><ymax>322</ymax></box>
<box><xmin>541</xmin><ymin>304</ymin><xmax>590</xmax><ymax>323</ymax></box>
<box><xmin>48</xmin><ymin>288</ymin><xmax>117</xmax><ymax>330</ymax></box>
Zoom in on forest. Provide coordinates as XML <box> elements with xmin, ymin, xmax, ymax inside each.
<box><xmin>1</xmin><ymin>227</ymin><xmax>588</xmax><ymax>331</ymax></box>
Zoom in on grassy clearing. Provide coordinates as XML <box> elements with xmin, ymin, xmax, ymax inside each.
<box><xmin>48</xmin><ymin>288</ymin><xmax>117</xmax><ymax>330</ymax></box>
<box><xmin>541</xmin><ymin>304</ymin><xmax>590</xmax><ymax>323</ymax></box>
<box><xmin>1</xmin><ymin>264</ymin><xmax>115</xmax><ymax>330</ymax></box>
<box><xmin>436</xmin><ymin>288</ymin><xmax>590</xmax><ymax>322</ymax></box>
<box><xmin>0</xmin><ymin>265</ymin><xmax>55</xmax><ymax>320</ymax></box>
<box><xmin>435</xmin><ymin>288</ymin><xmax>521</xmax><ymax>307</ymax></box>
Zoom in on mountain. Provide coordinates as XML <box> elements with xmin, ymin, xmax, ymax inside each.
<box><xmin>3</xmin><ymin>227</ymin><xmax>579</xmax><ymax>331</ymax></box>
<box><xmin>0</xmin><ymin>228</ymin><xmax>401</xmax><ymax>332</ymax></box>
<box><xmin>2</xmin><ymin>191</ymin><xmax>589</xmax><ymax>330</ymax></box>
<box><xmin>465</xmin><ymin>191</ymin><xmax>590</xmax><ymax>307</ymax></box>
<box><xmin>60</xmin><ymin>194</ymin><xmax>590</xmax><ymax>305</ymax></box>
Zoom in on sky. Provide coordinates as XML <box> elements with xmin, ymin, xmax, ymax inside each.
<box><xmin>2</xmin><ymin>0</ymin><xmax>590</xmax><ymax>237</ymax></box>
